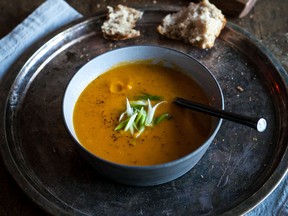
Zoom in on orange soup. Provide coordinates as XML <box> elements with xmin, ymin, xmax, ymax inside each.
<box><xmin>73</xmin><ymin>62</ymin><xmax>212</xmax><ymax>166</ymax></box>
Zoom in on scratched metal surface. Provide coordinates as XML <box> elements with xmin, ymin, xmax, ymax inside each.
<box><xmin>0</xmin><ymin>10</ymin><xmax>287</xmax><ymax>216</ymax></box>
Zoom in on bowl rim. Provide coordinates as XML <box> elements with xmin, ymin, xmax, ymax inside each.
<box><xmin>62</xmin><ymin>44</ymin><xmax>224</xmax><ymax>169</ymax></box>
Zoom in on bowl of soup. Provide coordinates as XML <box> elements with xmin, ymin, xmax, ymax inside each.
<box><xmin>63</xmin><ymin>45</ymin><xmax>224</xmax><ymax>186</ymax></box>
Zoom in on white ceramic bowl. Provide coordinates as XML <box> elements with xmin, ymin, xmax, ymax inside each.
<box><xmin>63</xmin><ymin>45</ymin><xmax>224</xmax><ymax>186</ymax></box>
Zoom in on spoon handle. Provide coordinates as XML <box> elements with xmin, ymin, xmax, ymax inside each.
<box><xmin>173</xmin><ymin>97</ymin><xmax>267</xmax><ymax>132</ymax></box>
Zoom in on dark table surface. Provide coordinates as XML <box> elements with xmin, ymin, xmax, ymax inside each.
<box><xmin>0</xmin><ymin>0</ymin><xmax>287</xmax><ymax>215</ymax></box>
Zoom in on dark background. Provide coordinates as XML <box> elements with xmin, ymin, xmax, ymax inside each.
<box><xmin>0</xmin><ymin>0</ymin><xmax>287</xmax><ymax>215</ymax></box>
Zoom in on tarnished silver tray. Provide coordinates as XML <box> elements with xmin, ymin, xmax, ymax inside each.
<box><xmin>0</xmin><ymin>9</ymin><xmax>287</xmax><ymax>215</ymax></box>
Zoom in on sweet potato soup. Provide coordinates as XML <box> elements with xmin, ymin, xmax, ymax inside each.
<box><xmin>73</xmin><ymin>62</ymin><xmax>212</xmax><ymax>166</ymax></box>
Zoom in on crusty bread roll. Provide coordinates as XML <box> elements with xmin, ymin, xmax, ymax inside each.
<box><xmin>157</xmin><ymin>0</ymin><xmax>226</xmax><ymax>49</ymax></box>
<box><xmin>101</xmin><ymin>5</ymin><xmax>143</xmax><ymax>40</ymax></box>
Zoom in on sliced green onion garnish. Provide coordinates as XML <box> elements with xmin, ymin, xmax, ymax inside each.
<box><xmin>135</xmin><ymin>93</ymin><xmax>163</xmax><ymax>101</ymax></box>
<box><xmin>114</xmin><ymin>118</ymin><xmax>129</xmax><ymax>131</ymax></box>
<box><xmin>134</xmin><ymin>107</ymin><xmax>144</xmax><ymax>125</ymax></box>
<box><xmin>129</xmin><ymin>125</ymin><xmax>134</xmax><ymax>135</ymax></box>
<box><xmin>145</xmin><ymin>99</ymin><xmax>167</xmax><ymax>126</ymax></box>
<box><xmin>126</xmin><ymin>97</ymin><xmax>133</xmax><ymax>116</ymax></box>
<box><xmin>114</xmin><ymin>97</ymin><xmax>171</xmax><ymax>138</ymax></box>
<box><xmin>118</xmin><ymin>111</ymin><xmax>126</xmax><ymax>121</ymax></box>
<box><xmin>134</xmin><ymin>125</ymin><xmax>145</xmax><ymax>138</ymax></box>
<box><xmin>130</xmin><ymin>100</ymin><xmax>148</xmax><ymax>106</ymax></box>
<box><xmin>154</xmin><ymin>113</ymin><xmax>171</xmax><ymax>125</ymax></box>
<box><xmin>124</xmin><ymin>113</ymin><xmax>138</xmax><ymax>131</ymax></box>
<box><xmin>140</xmin><ymin>113</ymin><xmax>146</xmax><ymax>126</ymax></box>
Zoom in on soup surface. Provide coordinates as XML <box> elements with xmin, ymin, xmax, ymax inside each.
<box><xmin>73</xmin><ymin>62</ymin><xmax>212</xmax><ymax>166</ymax></box>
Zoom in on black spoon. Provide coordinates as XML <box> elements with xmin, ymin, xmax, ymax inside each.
<box><xmin>173</xmin><ymin>97</ymin><xmax>267</xmax><ymax>132</ymax></box>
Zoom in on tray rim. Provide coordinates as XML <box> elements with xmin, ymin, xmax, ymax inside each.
<box><xmin>0</xmin><ymin>10</ymin><xmax>287</xmax><ymax>216</ymax></box>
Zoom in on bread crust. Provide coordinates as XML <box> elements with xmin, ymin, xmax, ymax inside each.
<box><xmin>101</xmin><ymin>5</ymin><xmax>143</xmax><ymax>40</ymax></box>
<box><xmin>157</xmin><ymin>0</ymin><xmax>226</xmax><ymax>49</ymax></box>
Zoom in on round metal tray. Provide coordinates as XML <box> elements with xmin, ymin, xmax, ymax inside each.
<box><xmin>0</xmin><ymin>9</ymin><xmax>287</xmax><ymax>216</ymax></box>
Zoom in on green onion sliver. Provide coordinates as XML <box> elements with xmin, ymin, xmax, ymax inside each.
<box><xmin>130</xmin><ymin>100</ymin><xmax>148</xmax><ymax>106</ymax></box>
<box><xmin>136</xmin><ymin>93</ymin><xmax>163</xmax><ymax>101</ymax></box>
<box><xmin>145</xmin><ymin>99</ymin><xmax>167</xmax><ymax>126</ymax></box>
<box><xmin>134</xmin><ymin>107</ymin><xmax>144</xmax><ymax>126</ymax></box>
<box><xmin>114</xmin><ymin>118</ymin><xmax>129</xmax><ymax>131</ymax></box>
<box><xmin>154</xmin><ymin>113</ymin><xmax>171</xmax><ymax>125</ymax></box>
<box><xmin>124</xmin><ymin>113</ymin><xmax>138</xmax><ymax>131</ymax></box>
<box><xmin>126</xmin><ymin>97</ymin><xmax>133</xmax><ymax>116</ymax></box>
